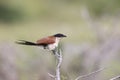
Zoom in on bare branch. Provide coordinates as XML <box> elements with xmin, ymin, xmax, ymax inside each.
<box><xmin>55</xmin><ymin>49</ymin><xmax>62</xmax><ymax>80</ymax></box>
<box><xmin>52</xmin><ymin>49</ymin><xmax>63</xmax><ymax>80</ymax></box>
<box><xmin>109</xmin><ymin>75</ymin><xmax>120</xmax><ymax>80</ymax></box>
<box><xmin>75</xmin><ymin>67</ymin><xmax>105</xmax><ymax>80</ymax></box>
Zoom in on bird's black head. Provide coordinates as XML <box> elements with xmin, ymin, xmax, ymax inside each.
<box><xmin>53</xmin><ymin>33</ymin><xmax>67</xmax><ymax>37</ymax></box>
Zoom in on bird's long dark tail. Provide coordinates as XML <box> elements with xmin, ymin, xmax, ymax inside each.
<box><xmin>16</xmin><ymin>40</ymin><xmax>37</xmax><ymax>46</ymax></box>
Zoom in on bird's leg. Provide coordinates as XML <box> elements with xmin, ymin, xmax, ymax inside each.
<box><xmin>43</xmin><ymin>45</ymin><xmax>48</xmax><ymax>49</ymax></box>
<box><xmin>52</xmin><ymin>50</ymin><xmax>56</xmax><ymax>55</ymax></box>
<box><xmin>52</xmin><ymin>49</ymin><xmax>61</xmax><ymax>58</ymax></box>
<box><xmin>44</xmin><ymin>47</ymin><xmax>47</xmax><ymax>49</ymax></box>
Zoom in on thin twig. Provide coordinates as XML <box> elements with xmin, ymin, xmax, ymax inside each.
<box><xmin>75</xmin><ymin>67</ymin><xmax>105</xmax><ymax>80</ymax></box>
<box><xmin>109</xmin><ymin>75</ymin><xmax>120</xmax><ymax>80</ymax></box>
<box><xmin>48</xmin><ymin>72</ymin><xmax>55</xmax><ymax>78</ymax></box>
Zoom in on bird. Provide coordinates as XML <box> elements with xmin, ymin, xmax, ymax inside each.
<box><xmin>16</xmin><ymin>33</ymin><xmax>67</xmax><ymax>53</ymax></box>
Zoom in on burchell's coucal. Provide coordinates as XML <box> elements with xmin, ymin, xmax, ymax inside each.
<box><xmin>16</xmin><ymin>33</ymin><xmax>66</xmax><ymax>52</ymax></box>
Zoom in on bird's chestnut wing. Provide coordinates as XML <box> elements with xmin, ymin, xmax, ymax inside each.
<box><xmin>36</xmin><ymin>36</ymin><xmax>55</xmax><ymax>44</ymax></box>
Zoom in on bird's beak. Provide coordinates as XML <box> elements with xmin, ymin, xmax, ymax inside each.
<box><xmin>63</xmin><ymin>35</ymin><xmax>67</xmax><ymax>37</ymax></box>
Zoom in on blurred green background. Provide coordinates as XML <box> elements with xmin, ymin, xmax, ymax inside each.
<box><xmin>0</xmin><ymin>0</ymin><xmax>120</xmax><ymax>80</ymax></box>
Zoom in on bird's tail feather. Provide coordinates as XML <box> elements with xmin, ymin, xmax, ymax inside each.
<box><xmin>16</xmin><ymin>40</ymin><xmax>37</xmax><ymax>46</ymax></box>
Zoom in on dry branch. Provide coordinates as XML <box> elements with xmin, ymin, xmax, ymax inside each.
<box><xmin>49</xmin><ymin>49</ymin><xmax>62</xmax><ymax>80</ymax></box>
<box><xmin>55</xmin><ymin>49</ymin><xmax>62</xmax><ymax>80</ymax></box>
<box><xmin>110</xmin><ymin>75</ymin><xmax>120</xmax><ymax>80</ymax></box>
<box><xmin>75</xmin><ymin>67</ymin><xmax>105</xmax><ymax>80</ymax></box>
<box><xmin>48</xmin><ymin>72</ymin><xmax>55</xmax><ymax>78</ymax></box>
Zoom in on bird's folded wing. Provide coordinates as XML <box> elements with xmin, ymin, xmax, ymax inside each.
<box><xmin>36</xmin><ymin>36</ymin><xmax>55</xmax><ymax>44</ymax></box>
